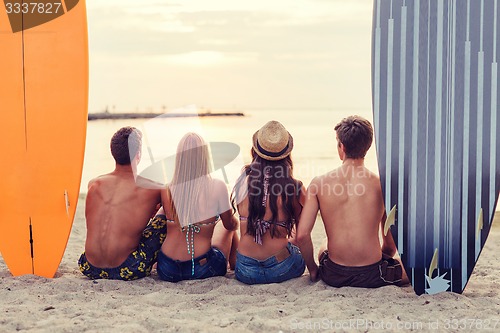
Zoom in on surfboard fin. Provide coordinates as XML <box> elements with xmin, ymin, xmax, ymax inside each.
<box><xmin>383</xmin><ymin>205</ymin><xmax>397</xmax><ymax>236</ymax></box>
<box><xmin>64</xmin><ymin>190</ymin><xmax>70</xmax><ymax>217</ymax></box>
<box><xmin>428</xmin><ymin>248</ymin><xmax>438</xmax><ymax>279</ymax></box>
<box><xmin>476</xmin><ymin>208</ymin><xmax>484</xmax><ymax>240</ymax></box>
<box><xmin>424</xmin><ymin>248</ymin><xmax>450</xmax><ymax>294</ymax></box>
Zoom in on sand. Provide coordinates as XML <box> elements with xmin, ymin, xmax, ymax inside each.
<box><xmin>0</xmin><ymin>200</ymin><xmax>499</xmax><ymax>333</ymax></box>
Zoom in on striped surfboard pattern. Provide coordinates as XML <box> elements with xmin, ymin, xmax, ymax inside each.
<box><xmin>372</xmin><ymin>0</ymin><xmax>500</xmax><ymax>295</ymax></box>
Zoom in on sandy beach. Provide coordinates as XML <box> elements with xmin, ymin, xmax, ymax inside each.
<box><xmin>0</xmin><ymin>199</ymin><xmax>498</xmax><ymax>333</ymax></box>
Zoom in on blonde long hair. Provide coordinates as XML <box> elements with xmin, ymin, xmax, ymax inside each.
<box><xmin>168</xmin><ymin>133</ymin><xmax>213</xmax><ymax>227</ymax></box>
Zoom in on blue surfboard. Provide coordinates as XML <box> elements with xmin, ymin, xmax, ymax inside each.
<box><xmin>372</xmin><ymin>0</ymin><xmax>500</xmax><ymax>295</ymax></box>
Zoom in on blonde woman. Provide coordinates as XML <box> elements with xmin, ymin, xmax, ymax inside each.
<box><xmin>156</xmin><ymin>133</ymin><xmax>238</xmax><ymax>282</ymax></box>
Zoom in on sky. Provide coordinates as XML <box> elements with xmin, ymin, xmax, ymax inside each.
<box><xmin>86</xmin><ymin>0</ymin><xmax>374</xmax><ymax>113</ymax></box>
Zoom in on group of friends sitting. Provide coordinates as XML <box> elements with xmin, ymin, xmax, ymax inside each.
<box><xmin>78</xmin><ymin>115</ymin><xmax>407</xmax><ymax>288</ymax></box>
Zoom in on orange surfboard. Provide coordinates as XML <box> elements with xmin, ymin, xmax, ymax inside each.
<box><xmin>0</xmin><ymin>0</ymin><xmax>88</xmax><ymax>277</ymax></box>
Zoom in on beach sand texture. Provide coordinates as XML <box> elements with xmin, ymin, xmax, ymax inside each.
<box><xmin>0</xmin><ymin>200</ymin><xmax>498</xmax><ymax>332</ymax></box>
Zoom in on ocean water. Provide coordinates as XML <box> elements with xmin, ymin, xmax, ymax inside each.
<box><xmin>81</xmin><ymin>108</ymin><xmax>499</xmax><ymax>212</ymax></box>
<box><xmin>80</xmin><ymin>108</ymin><xmax>378</xmax><ymax>193</ymax></box>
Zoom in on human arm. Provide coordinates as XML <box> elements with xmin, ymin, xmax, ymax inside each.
<box><xmin>289</xmin><ymin>183</ymin><xmax>307</xmax><ymax>244</ymax></box>
<box><xmin>296</xmin><ymin>179</ymin><xmax>320</xmax><ymax>282</ymax></box>
<box><xmin>293</xmin><ymin>181</ymin><xmax>307</xmax><ymax>220</ymax></box>
<box><xmin>380</xmin><ymin>212</ymin><xmax>397</xmax><ymax>257</ymax></box>
<box><xmin>159</xmin><ymin>188</ymin><xmax>172</xmax><ymax>217</ymax></box>
<box><xmin>220</xmin><ymin>209</ymin><xmax>239</xmax><ymax>231</ymax></box>
<box><xmin>218</xmin><ymin>180</ymin><xmax>239</xmax><ymax>231</ymax></box>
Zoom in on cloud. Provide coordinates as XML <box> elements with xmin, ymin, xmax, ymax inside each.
<box><xmin>89</xmin><ymin>8</ymin><xmax>369</xmax><ymax>57</ymax></box>
<box><xmin>86</xmin><ymin>0</ymin><xmax>374</xmax><ymax>110</ymax></box>
<box><xmin>158</xmin><ymin>51</ymin><xmax>259</xmax><ymax>67</ymax></box>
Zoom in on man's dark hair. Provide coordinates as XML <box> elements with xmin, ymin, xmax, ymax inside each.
<box><xmin>334</xmin><ymin>115</ymin><xmax>373</xmax><ymax>159</ymax></box>
<box><xmin>110</xmin><ymin>127</ymin><xmax>142</xmax><ymax>165</ymax></box>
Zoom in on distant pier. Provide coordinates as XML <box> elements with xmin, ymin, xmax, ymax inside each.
<box><xmin>88</xmin><ymin>111</ymin><xmax>245</xmax><ymax>121</ymax></box>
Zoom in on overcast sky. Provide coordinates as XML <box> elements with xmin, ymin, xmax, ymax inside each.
<box><xmin>86</xmin><ymin>0</ymin><xmax>374</xmax><ymax>112</ymax></box>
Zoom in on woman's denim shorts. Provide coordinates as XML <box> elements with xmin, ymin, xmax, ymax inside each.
<box><xmin>235</xmin><ymin>242</ymin><xmax>305</xmax><ymax>284</ymax></box>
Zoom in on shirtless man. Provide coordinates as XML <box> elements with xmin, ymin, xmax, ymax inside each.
<box><xmin>297</xmin><ymin>116</ymin><xmax>404</xmax><ymax>288</ymax></box>
<box><xmin>78</xmin><ymin>127</ymin><xmax>166</xmax><ymax>280</ymax></box>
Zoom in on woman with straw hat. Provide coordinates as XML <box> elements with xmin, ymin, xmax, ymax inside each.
<box><xmin>232</xmin><ymin>121</ymin><xmax>306</xmax><ymax>284</ymax></box>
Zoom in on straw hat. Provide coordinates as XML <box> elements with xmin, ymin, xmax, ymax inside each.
<box><xmin>252</xmin><ymin>121</ymin><xmax>293</xmax><ymax>161</ymax></box>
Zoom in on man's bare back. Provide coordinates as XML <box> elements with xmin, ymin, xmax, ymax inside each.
<box><xmin>297</xmin><ymin>116</ymin><xmax>400</xmax><ymax>286</ymax></box>
<box><xmin>79</xmin><ymin>126</ymin><xmax>169</xmax><ymax>280</ymax></box>
<box><xmin>311</xmin><ymin>160</ymin><xmax>390</xmax><ymax>266</ymax></box>
<box><xmin>84</xmin><ymin>171</ymin><xmax>162</xmax><ymax>268</ymax></box>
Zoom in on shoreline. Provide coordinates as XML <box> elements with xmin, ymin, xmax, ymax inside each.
<box><xmin>88</xmin><ymin>112</ymin><xmax>245</xmax><ymax>121</ymax></box>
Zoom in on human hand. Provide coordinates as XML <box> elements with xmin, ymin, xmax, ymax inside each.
<box><xmin>309</xmin><ymin>266</ymin><xmax>319</xmax><ymax>282</ymax></box>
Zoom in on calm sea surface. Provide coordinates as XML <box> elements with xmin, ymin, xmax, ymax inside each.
<box><xmin>80</xmin><ymin>108</ymin><xmax>378</xmax><ymax>193</ymax></box>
